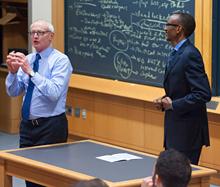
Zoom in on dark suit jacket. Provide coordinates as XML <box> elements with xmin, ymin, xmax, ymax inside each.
<box><xmin>163</xmin><ymin>39</ymin><xmax>211</xmax><ymax>151</ymax></box>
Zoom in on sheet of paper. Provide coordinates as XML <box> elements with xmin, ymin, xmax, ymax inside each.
<box><xmin>96</xmin><ymin>153</ymin><xmax>143</xmax><ymax>163</ymax></box>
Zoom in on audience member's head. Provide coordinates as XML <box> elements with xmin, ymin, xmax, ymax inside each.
<box><xmin>74</xmin><ymin>178</ymin><xmax>109</xmax><ymax>187</ymax></box>
<box><xmin>142</xmin><ymin>149</ymin><xmax>192</xmax><ymax>187</ymax></box>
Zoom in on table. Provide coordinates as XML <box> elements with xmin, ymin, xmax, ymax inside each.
<box><xmin>0</xmin><ymin>140</ymin><xmax>216</xmax><ymax>187</ymax></box>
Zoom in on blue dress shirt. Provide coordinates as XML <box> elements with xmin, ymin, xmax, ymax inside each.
<box><xmin>6</xmin><ymin>47</ymin><xmax>73</xmax><ymax>119</ymax></box>
<box><xmin>174</xmin><ymin>38</ymin><xmax>187</xmax><ymax>51</ymax></box>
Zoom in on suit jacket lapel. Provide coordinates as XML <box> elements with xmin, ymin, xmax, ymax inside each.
<box><xmin>163</xmin><ymin>39</ymin><xmax>191</xmax><ymax>84</ymax></box>
<box><xmin>164</xmin><ymin>53</ymin><xmax>179</xmax><ymax>82</ymax></box>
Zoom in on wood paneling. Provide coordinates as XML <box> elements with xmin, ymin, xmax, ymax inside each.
<box><xmin>144</xmin><ymin>109</ymin><xmax>164</xmax><ymax>154</ymax></box>
<box><xmin>52</xmin><ymin>0</ymin><xmax>64</xmax><ymax>52</ymax></box>
<box><xmin>94</xmin><ymin>93</ymin><xmax>145</xmax><ymax>148</ymax></box>
<box><xmin>67</xmin><ymin>89</ymin><xmax>163</xmax><ymax>152</ymax></box>
<box><xmin>69</xmin><ymin>74</ymin><xmax>165</xmax><ymax>102</ymax></box>
<box><xmin>0</xmin><ymin>0</ymin><xmax>27</xmax><ymax>133</ymax></box>
<box><xmin>1</xmin><ymin>0</ymin><xmax>28</xmax><ymax>63</ymax></box>
<box><xmin>66</xmin><ymin>89</ymin><xmax>95</xmax><ymax>137</ymax></box>
<box><xmin>202</xmin><ymin>0</ymin><xmax>213</xmax><ymax>82</ymax></box>
<box><xmin>0</xmin><ymin>69</ymin><xmax>22</xmax><ymax>133</ymax></box>
<box><xmin>2</xmin><ymin>22</ymin><xmax>27</xmax><ymax>63</ymax></box>
<box><xmin>194</xmin><ymin>0</ymin><xmax>212</xmax><ymax>83</ymax></box>
<box><xmin>200</xmin><ymin>114</ymin><xmax>220</xmax><ymax>170</ymax></box>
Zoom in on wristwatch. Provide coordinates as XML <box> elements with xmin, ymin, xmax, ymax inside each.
<box><xmin>29</xmin><ymin>70</ymin><xmax>35</xmax><ymax>77</ymax></box>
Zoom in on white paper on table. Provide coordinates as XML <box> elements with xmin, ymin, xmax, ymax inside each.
<box><xmin>96</xmin><ymin>153</ymin><xmax>143</xmax><ymax>163</ymax></box>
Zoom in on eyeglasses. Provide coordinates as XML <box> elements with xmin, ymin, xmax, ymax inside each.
<box><xmin>164</xmin><ymin>23</ymin><xmax>180</xmax><ymax>28</ymax></box>
<box><xmin>29</xmin><ymin>31</ymin><xmax>50</xmax><ymax>37</ymax></box>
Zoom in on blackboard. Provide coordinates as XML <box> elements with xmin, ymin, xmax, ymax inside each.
<box><xmin>65</xmin><ymin>0</ymin><xmax>195</xmax><ymax>87</ymax></box>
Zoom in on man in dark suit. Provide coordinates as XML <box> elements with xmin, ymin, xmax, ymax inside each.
<box><xmin>154</xmin><ymin>12</ymin><xmax>211</xmax><ymax>165</ymax></box>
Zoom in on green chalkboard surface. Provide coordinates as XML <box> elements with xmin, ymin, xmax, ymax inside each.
<box><xmin>65</xmin><ymin>0</ymin><xmax>195</xmax><ymax>87</ymax></box>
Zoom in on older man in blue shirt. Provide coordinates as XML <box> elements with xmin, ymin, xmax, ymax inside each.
<box><xmin>5</xmin><ymin>19</ymin><xmax>73</xmax><ymax>187</ymax></box>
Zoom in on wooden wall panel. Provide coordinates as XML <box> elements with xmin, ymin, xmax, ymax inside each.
<box><xmin>200</xmin><ymin>119</ymin><xmax>220</xmax><ymax>170</ymax></box>
<box><xmin>94</xmin><ymin>94</ymin><xmax>145</xmax><ymax>149</ymax></box>
<box><xmin>67</xmin><ymin>89</ymin><xmax>165</xmax><ymax>153</ymax></box>
<box><xmin>202</xmin><ymin>0</ymin><xmax>213</xmax><ymax>82</ymax></box>
<box><xmin>2</xmin><ymin>22</ymin><xmax>27</xmax><ymax>63</ymax></box>
<box><xmin>1</xmin><ymin>0</ymin><xmax>28</xmax><ymax>63</ymax></box>
<box><xmin>0</xmin><ymin>69</ymin><xmax>22</xmax><ymax>133</ymax></box>
<box><xmin>0</xmin><ymin>0</ymin><xmax>27</xmax><ymax>133</ymax></box>
<box><xmin>144</xmin><ymin>109</ymin><xmax>164</xmax><ymax>155</ymax></box>
<box><xmin>66</xmin><ymin>89</ymin><xmax>95</xmax><ymax>137</ymax></box>
<box><xmin>52</xmin><ymin>0</ymin><xmax>64</xmax><ymax>52</ymax></box>
<box><xmin>195</xmin><ymin>0</ymin><xmax>212</xmax><ymax>83</ymax></box>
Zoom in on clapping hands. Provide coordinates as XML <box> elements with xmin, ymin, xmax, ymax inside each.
<box><xmin>6</xmin><ymin>51</ymin><xmax>31</xmax><ymax>74</ymax></box>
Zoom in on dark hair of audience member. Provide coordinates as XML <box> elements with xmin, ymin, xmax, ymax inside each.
<box><xmin>154</xmin><ymin>149</ymin><xmax>192</xmax><ymax>187</ymax></box>
<box><xmin>74</xmin><ymin>178</ymin><xmax>109</xmax><ymax>187</ymax></box>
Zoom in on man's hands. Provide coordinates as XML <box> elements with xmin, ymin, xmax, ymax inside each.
<box><xmin>6</xmin><ymin>51</ymin><xmax>32</xmax><ymax>75</ymax></box>
<box><xmin>6</xmin><ymin>51</ymin><xmax>23</xmax><ymax>74</ymax></box>
<box><xmin>153</xmin><ymin>96</ymin><xmax>173</xmax><ymax>111</ymax></box>
<box><xmin>153</xmin><ymin>97</ymin><xmax>163</xmax><ymax>111</ymax></box>
<box><xmin>141</xmin><ymin>176</ymin><xmax>155</xmax><ymax>187</ymax></box>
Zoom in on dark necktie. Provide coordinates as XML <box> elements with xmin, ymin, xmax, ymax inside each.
<box><xmin>167</xmin><ymin>49</ymin><xmax>177</xmax><ymax>68</ymax></box>
<box><xmin>22</xmin><ymin>54</ymin><xmax>41</xmax><ymax>120</ymax></box>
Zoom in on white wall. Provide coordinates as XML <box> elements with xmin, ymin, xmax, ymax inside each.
<box><xmin>28</xmin><ymin>0</ymin><xmax>52</xmax><ymax>51</ymax></box>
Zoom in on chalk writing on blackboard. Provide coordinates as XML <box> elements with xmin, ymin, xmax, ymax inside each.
<box><xmin>65</xmin><ymin>0</ymin><xmax>194</xmax><ymax>87</ymax></box>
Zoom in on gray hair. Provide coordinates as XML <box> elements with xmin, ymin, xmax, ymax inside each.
<box><xmin>30</xmin><ymin>19</ymin><xmax>55</xmax><ymax>32</ymax></box>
